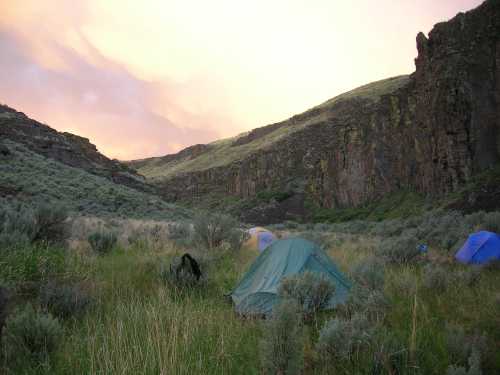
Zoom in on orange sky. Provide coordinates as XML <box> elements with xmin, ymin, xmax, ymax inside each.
<box><xmin>0</xmin><ymin>0</ymin><xmax>484</xmax><ymax>159</ymax></box>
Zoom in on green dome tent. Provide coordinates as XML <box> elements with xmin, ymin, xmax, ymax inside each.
<box><xmin>230</xmin><ymin>238</ymin><xmax>351</xmax><ymax>316</ymax></box>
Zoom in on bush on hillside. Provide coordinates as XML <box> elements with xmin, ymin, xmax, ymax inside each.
<box><xmin>421</xmin><ymin>263</ymin><xmax>452</xmax><ymax>293</ymax></box>
<box><xmin>297</xmin><ymin>231</ymin><xmax>331</xmax><ymax>250</ymax></box>
<box><xmin>128</xmin><ymin>225</ymin><xmax>165</xmax><ymax>251</ymax></box>
<box><xmin>0</xmin><ymin>205</ymin><xmax>36</xmax><ymax>247</ymax></box>
<box><xmin>376</xmin><ymin>230</ymin><xmax>420</xmax><ymax>264</ymax></box>
<box><xmin>2</xmin><ymin>304</ymin><xmax>62</xmax><ymax>369</ymax></box>
<box><xmin>350</xmin><ymin>256</ymin><xmax>386</xmax><ymax>291</ymax></box>
<box><xmin>316</xmin><ymin>313</ymin><xmax>373</xmax><ymax>362</ymax></box>
<box><xmin>446</xmin><ymin>350</ymin><xmax>483</xmax><ymax>375</ymax></box>
<box><xmin>192</xmin><ymin>212</ymin><xmax>247</xmax><ymax>251</ymax></box>
<box><xmin>39</xmin><ymin>281</ymin><xmax>91</xmax><ymax>319</ymax></box>
<box><xmin>0</xmin><ymin>244</ymin><xmax>66</xmax><ymax>289</ymax></box>
<box><xmin>344</xmin><ymin>286</ymin><xmax>390</xmax><ymax>322</ymax></box>
<box><xmin>0</xmin><ymin>204</ymin><xmax>68</xmax><ymax>248</ymax></box>
<box><xmin>88</xmin><ymin>230</ymin><xmax>117</xmax><ymax>254</ymax></box>
<box><xmin>167</xmin><ymin>222</ymin><xmax>193</xmax><ymax>248</ymax></box>
<box><xmin>419</xmin><ymin>211</ymin><xmax>469</xmax><ymax>252</ymax></box>
<box><xmin>456</xmin><ymin>266</ymin><xmax>482</xmax><ymax>287</ymax></box>
<box><xmin>260</xmin><ymin>300</ymin><xmax>304</xmax><ymax>375</ymax></box>
<box><xmin>32</xmin><ymin>203</ymin><xmax>68</xmax><ymax>244</ymax></box>
<box><xmin>278</xmin><ymin>271</ymin><xmax>335</xmax><ymax>318</ymax></box>
<box><xmin>481</xmin><ymin>211</ymin><xmax>500</xmax><ymax>233</ymax></box>
<box><xmin>0</xmin><ymin>284</ymin><xmax>9</xmax><ymax>334</ymax></box>
<box><xmin>445</xmin><ymin>324</ymin><xmax>488</xmax><ymax>367</ymax></box>
<box><xmin>372</xmin><ymin>331</ymin><xmax>407</xmax><ymax>375</ymax></box>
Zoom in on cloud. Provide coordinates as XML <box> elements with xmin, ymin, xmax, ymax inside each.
<box><xmin>0</xmin><ymin>29</ymin><xmax>220</xmax><ymax>159</ymax></box>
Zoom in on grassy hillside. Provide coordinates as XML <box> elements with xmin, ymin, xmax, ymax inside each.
<box><xmin>130</xmin><ymin>75</ymin><xmax>410</xmax><ymax>181</ymax></box>
<box><xmin>0</xmin><ymin>140</ymin><xmax>188</xmax><ymax>220</ymax></box>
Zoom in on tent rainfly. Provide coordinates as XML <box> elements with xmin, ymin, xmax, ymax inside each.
<box><xmin>455</xmin><ymin>231</ymin><xmax>500</xmax><ymax>264</ymax></box>
<box><xmin>231</xmin><ymin>238</ymin><xmax>351</xmax><ymax>316</ymax></box>
<box><xmin>245</xmin><ymin>227</ymin><xmax>276</xmax><ymax>252</ymax></box>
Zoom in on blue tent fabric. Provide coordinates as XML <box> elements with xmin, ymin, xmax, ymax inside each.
<box><xmin>455</xmin><ymin>231</ymin><xmax>500</xmax><ymax>264</ymax></box>
<box><xmin>231</xmin><ymin>238</ymin><xmax>351</xmax><ymax>316</ymax></box>
<box><xmin>258</xmin><ymin>231</ymin><xmax>275</xmax><ymax>252</ymax></box>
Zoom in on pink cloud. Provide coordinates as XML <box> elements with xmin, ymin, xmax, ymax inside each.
<box><xmin>0</xmin><ymin>29</ymin><xmax>220</xmax><ymax>159</ymax></box>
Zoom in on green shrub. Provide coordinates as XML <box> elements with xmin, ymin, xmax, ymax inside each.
<box><xmin>2</xmin><ymin>304</ymin><xmax>62</xmax><ymax>369</ymax></box>
<box><xmin>446</xmin><ymin>350</ymin><xmax>483</xmax><ymax>375</ymax></box>
<box><xmin>0</xmin><ymin>284</ymin><xmax>9</xmax><ymax>334</ymax></box>
<box><xmin>420</xmin><ymin>211</ymin><xmax>470</xmax><ymax>252</ymax></box>
<box><xmin>88</xmin><ymin>230</ymin><xmax>117</xmax><ymax>254</ymax></box>
<box><xmin>0</xmin><ymin>205</ymin><xmax>36</xmax><ymax>247</ymax></box>
<box><xmin>421</xmin><ymin>264</ymin><xmax>452</xmax><ymax>293</ymax></box>
<box><xmin>316</xmin><ymin>313</ymin><xmax>373</xmax><ymax>361</ymax></box>
<box><xmin>372</xmin><ymin>331</ymin><xmax>407</xmax><ymax>375</ymax></box>
<box><xmin>39</xmin><ymin>281</ymin><xmax>91</xmax><ymax>319</ymax></box>
<box><xmin>192</xmin><ymin>212</ymin><xmax>247</xmax><ymax>251</ymax></box>
<box><xmin>456</xmin><ymin>266</ymin><xmax>482</xmax><ymax>287</ymax></box>
<box><xmin>127</xmin><ymin>225</ymin><xmax>165</xmax><ymax>250</ymax></box>
<box><xmin>0</xmin><ymin>204</ymin><xmax>68</xmax><ymax>248</ymax></box>
<box><xmin>351</xmin><ymin>256</ymin><xmax>386</xmax><ymax>290</ymax></box>
<box><xmin>345</xmin><ymin>287</ymin><xmax>390</xmax><ymax>322</ymax></box>
<box><xmin>32</xmin><ymin>203</ymin><xmax>68</xmax><ymax>244</ymax></box>
<box><xmin>297</xmin><ymin>231</ymin><xmax>331</xmax><ymax>250</ymax></box>
<box><xmin>278</xmin><ymin>271</ymin><xmax>335</xmax><ymax>318</ymax></box>
<box><xmin>0</xmin><ymin>244</ymin><xmax>66</xmax><ymax>289</ymax></box>
<box><xmin>167</xmin><ymin>222</ymin><xmax>193</xmax><ymax>248</ymax></box>
<box><xmin>284</xmin><ymin>221</ymin><xmax>298</xmax><ymax>229</ymax></box>
<box><xmin>260</xmin><ymin>300</ymin><xmax>304</xmax><ymax>375</ymax></box>
<box><xmin>376</xmin><ymin>230</ymin><xmax>420</xmax><ymax>264</ymax></box>
<box><xmin>481</xmin><ymin>212</ymin><xmax>500</xmax><ymax>233</ymax></box>
<box><xmin>445</xmin><ymin>324</ymin><xmax>487</xmax><ymax>367</ymax></box>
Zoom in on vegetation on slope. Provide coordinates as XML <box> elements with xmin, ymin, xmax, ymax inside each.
<box><xmin>130</xmin><ymin>75</ymin><xmax>411</xmax><ymax>181</ymax></box>
<box><xmin>0</xmin><ymin>141</ymin><xmax>188</xmax><ymax>220</ymax></box>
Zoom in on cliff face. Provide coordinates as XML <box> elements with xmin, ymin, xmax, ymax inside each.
<box><xmin>413</xmin><ymin>1</ymin><xmax>500</xmax><ymax>194</ymax></box>
<box><xmin>0</xmin><ymin>105</ymin><xmax>150</xmax><ymax>192</ymax></box>
<box><xmin>131</xmin><ymin>0</ymin><xmax>500</xmax><ymax>221</ymax></box>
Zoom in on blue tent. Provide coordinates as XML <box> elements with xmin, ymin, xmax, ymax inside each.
<box><xmin>455</xmin><ymin>231</ymin><xmax>500</xmax><ymax>264</ymax></box>
<box><xmin>246</xmin><ymin>227</ymin><xmax>277</xmax><ymax>252</ymax></box>
<box><xmin>231</xmin><ymin>238</ymin><xmax>351</xmax><ymax>316</ymax></box>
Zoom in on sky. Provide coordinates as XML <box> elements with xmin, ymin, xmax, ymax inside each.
<box><xmin>0</xmin><ymin>0</ymin><xmax>483</xmax><ymax>160</ymax></box>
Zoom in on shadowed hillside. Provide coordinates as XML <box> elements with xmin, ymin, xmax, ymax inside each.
<box><xmin>0</xmin><ymin>105</ymin><xmax>188</xmax><ymax>220</ymax></box>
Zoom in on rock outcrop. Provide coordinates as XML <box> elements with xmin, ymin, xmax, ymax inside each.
<box><xmin>129</xmin><ymin>0</ymin><xmax>499</xmax><ymax>222</ymax></box>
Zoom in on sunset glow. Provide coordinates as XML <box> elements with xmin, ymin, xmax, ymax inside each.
<box><xmin>0</xmin><ymin>0</ymin><xmax>483</xmax><ymax>159</ymax></box>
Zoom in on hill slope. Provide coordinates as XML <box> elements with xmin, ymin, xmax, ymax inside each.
<box><xmin>129</xmin><ymin>0</ymin><xmax>500</xmax><ymax>223</ymax></box>
<box><xmin>0</xmin><ymin>105</ymin><xmax>188</xmax><ymax>220</ymax></box>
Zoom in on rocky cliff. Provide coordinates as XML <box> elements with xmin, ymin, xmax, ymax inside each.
<box><xmin>130</xmin><ymin>0</ymin><xmax>500</xmax><ymax>222</ymax></box>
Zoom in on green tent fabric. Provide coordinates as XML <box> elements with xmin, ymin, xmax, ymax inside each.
<box><xmin>230</xmin><ymin>238</ymin><xmax>351</xmax><ymax>315</ymax></box>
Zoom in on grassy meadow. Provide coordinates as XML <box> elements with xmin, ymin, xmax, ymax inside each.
<box><xmin>1</xmin><ymin>210</ymin><xmax>500</xmax><ymax>374</ymax></box>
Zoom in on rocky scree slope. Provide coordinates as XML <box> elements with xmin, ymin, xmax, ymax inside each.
<box><xmin>136</xmin><ymin>1</ymin><xmax>500</xmax><ymax>221</ymax></box>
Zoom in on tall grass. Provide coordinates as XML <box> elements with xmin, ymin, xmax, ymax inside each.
<box><xmin>49</xmin><ymin>246</ymin><xmax>261</xmax><ymax>375</ymax></box>
<box><xmin>2</xmin><ymin>226</ymin><xmax>499</xmax><ymax>374</ymax></box>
